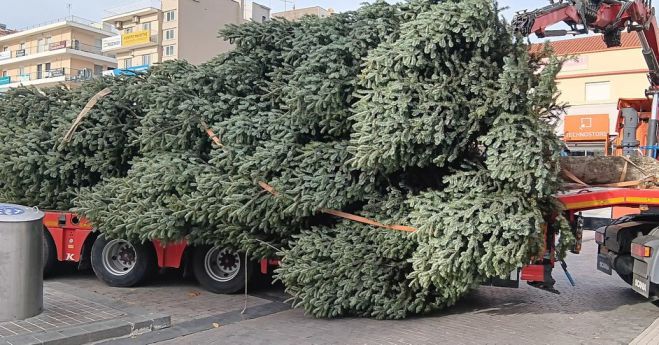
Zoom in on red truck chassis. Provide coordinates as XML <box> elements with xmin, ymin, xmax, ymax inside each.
<box><xmin>42</xmin><ymin>188</ymin><xmax>659</xmax><ymax>294</ymax></box>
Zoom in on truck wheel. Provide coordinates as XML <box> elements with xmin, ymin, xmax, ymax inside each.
<box><xmin>43</xmin><ymin>229</ymin><xmax>57</xmax><ymax>276</ymax></box>
<box><xmin>91</xmin><ymin>235</ymin><xmax>155</xmax><ymax>287</ymax></box>
<box><xmin>192</xmin><ymin>246</ymin><xmax>252</xmax><ymax>294</ymax></box>
<box><xmin>614</xmin><ymin>254</ymin><xmax>634</xmax><ymax>285</ymax></box>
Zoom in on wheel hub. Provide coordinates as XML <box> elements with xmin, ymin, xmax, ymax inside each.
<box><xmin>204</xmin><ymin>247</ymin><xmax>241</xmax><ymax>282</ymax></box>
<box><xmin>102</xmin><ymin>239</ymin><xmax>137</xmax><ymax>276</ymax></box>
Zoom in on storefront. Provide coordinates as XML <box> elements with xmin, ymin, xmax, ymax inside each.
<box><xmin>563</xmin><ymin>114</ymin><xmax>610</xmax><ymax>156</ymax></box>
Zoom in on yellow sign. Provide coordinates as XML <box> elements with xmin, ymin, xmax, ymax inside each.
<box><xmin>122</xmin><ymin>30</ymin><xmax>150</xmax><ymax>47</ymax></box>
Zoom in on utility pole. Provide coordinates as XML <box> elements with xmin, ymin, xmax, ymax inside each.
<box><xmin>277</xmin><ymin>0</ymin><xmax>294</xmax><ymax>11</ymax></box>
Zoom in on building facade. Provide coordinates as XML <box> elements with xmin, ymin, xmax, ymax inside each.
<box><xmin>244</xmin><ymin>1</ymin><xmax>271</xmax><ymax>23</ymax></box>
<box><xmin>102</xmin><ymin>0</ymin><xmax>267</xmax><ymax>68</ymax></box>
<box><xmin>534</xmin><ymin>33</ymin><xmax>646</xmax><ymax>156</ymax></box>
<box><xmin>272</xmin><ymin>6</ymin><xmax>334</xmax><ymax>21</ymax></box>
<box><xmin>0</xmin><ymin>17</ymin><xmax>117</xmax><ymax>91</ymax></box>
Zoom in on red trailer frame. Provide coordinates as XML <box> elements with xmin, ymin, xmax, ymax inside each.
<box><xmin>42</xmin><ymin>211</ymin><xmax>276</xmax><ymax>274</ymax></box>
<box><xmin>43</xmin><ymin>187</ymin><xmax>659</xmax><ymax>292</ymax></box>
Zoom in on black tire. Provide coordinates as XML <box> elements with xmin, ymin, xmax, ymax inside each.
<box><xmin>42</xmin><ymin>228</ymin><xmax>57</xmax><ymax>276</ymax></box>
<box><xmin>618</xmin><ymin>272</ymin><xmax>633</xmax><ymax>285</ymax></box>
<box><xmin>614</xmin><ymin>254</ymin><xmax>634</xmax><ymax>286</ymax></box>
<box><xmin>91</xmin><ymin>235</ymin><xmax>156</xmax><ymax>287</ymax></box>
<box><xmin>192</xmin><ymin>246</ymin><xmax>253</xmax><ymax>294</ymax></box>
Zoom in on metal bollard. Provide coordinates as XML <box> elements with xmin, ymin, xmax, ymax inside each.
<box><xmin>0</xmin><ymin>204</ymin><xmax>44</xmax><ymax>321</ymax></box>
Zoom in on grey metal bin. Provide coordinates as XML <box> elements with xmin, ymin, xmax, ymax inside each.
<box><xmin>0</xmin><ymin>204</ymin><xmax>44</xmax><ymax>321</ymax></box>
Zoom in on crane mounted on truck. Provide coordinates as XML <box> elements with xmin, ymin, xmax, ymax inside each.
<box><xmin>513</xmin><ymin>0</ymin><xmax>659</xmax><ymax>298</ymax></box>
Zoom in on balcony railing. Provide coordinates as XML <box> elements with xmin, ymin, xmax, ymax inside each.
<box><xmin>104</xmin><ymin>1</ymin><xmax>162</xmax><ymax>17</ymax></box>
<box><xmin>0</xmin><ymin>67</ymin><xmax>106</xmax><ymax>87</ymax></box>
<box><xmin>0</xmin><ymin>40</ymin><xmax>115</xmax><ymax>61</ymax></box>
<box><xmin>15</xmin><ymin>16</ymin><xmax>114</xmax><ymax>33</ymax></box>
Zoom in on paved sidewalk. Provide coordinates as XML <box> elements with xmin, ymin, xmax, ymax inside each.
<box><xmin>631</xmin><ymin>318</ymin><xmax>659</xmax><ymax>345</ymax></box>
<box><xmin>51</xmin><ymin>270</ymin><xmax>277</xmax><ymax>325</ymax></box>
<box><xmin>0</xmin><ymin>282</ymin><xmax>169</xmax><ymax>345</ymax></box>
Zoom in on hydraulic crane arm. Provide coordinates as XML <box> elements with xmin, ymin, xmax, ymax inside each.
<box><xmin>513</xmin><ymin>0</ymin><xmax>659</xmax><ymax>89</ymax></box>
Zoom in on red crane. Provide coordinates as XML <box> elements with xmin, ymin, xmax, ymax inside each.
<box><xmin>513</xmin><ymin>1</ymin><xmax>659</xmax><ymax>155</ymax></box>
<box><xmin>513</xmin><ymin>0</ymin><xmax>659</xmax><ymax>88</ymax></box>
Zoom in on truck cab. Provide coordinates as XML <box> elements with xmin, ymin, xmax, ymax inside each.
<box><xmin>595</xmin><ymin>213</ymin><xmax>659</xmax><ymax>296</ymax></box>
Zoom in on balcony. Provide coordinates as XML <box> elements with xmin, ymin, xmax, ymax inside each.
<box><xmin>103</xmin><ymin>1</ymin><xmax>162</xmax><ymax>23</ymax></box>
<box><xmin>13</xmin><ymin>15</ymin><xmax>115</xmax><ymax>33</ymax></box>
<box><xmin>0</xmin><ymin>40</ymin><xmax>116</xmax><ymax>66</ymax></box>
<box><xmin>102</xmin><ymin>31</ymin><xmax>158</xmax><ymax>52</ymax></box>
<box><xmin>0</xmin><ymin>67</ymin><xmax>105</xmax><ymax>91</ymax></box>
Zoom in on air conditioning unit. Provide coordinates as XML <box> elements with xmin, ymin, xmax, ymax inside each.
<box><xmin>132</xmin><ymin>16</ymin><xmax>140</xmax><ymax>24</ymax></box>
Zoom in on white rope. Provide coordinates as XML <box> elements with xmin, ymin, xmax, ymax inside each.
<box><xmin>241</xmin><ymin>249</ymin><xmax>249</xmax><ymax>315</ymax></box>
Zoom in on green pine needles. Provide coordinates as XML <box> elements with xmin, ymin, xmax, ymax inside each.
<box><xmin>0</xmin><ymin>0</ymin><xmax>570</xmax><ymax>320</ymax></box>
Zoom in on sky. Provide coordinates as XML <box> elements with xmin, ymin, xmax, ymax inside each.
<box><xmin>1</xmin><ymin>0</ymin><xmax>541</xmax><ymax>29</ymax></box>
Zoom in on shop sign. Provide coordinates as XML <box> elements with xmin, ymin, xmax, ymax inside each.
<box><xmin>561</xmin><ymin>56</ymin><xmax>589</xmax><ymax>72</ymax></box>
<box><xmin>48</xmin><ymin>40</ymin><xmax>67</xmax><ymax>51</ymax></box>
<box><xmin>121</xmin><ymin>30</ymin><xmax>150</xmax><ymax>47</ymax></box>
<box><xmin>0</xmin><ymin>51</ymin><xmax>10</xmax><ymax>60</ymax></box>
<box><xmin>0</xmin><ymin>76</ymin><xmax>10</xmax><ymax>85</ymax></box>
<box><xmin>49</xmin><ymin>68</ymin><xmax>65</xmax><ymax>78</ymax></box>
<box><xmin>563</xmin><ymin>114</ymin><xmax>610</xmax><ymax>141</ymax></box>
<box><xmin>15</xmin><ymin>49</ymin><xmax>26</xmax><ymax>57</ymax></box>
<box><xmin>102</xmin><ymin>35</ymin><xmax>122</xmax><ymax>51</ymax></box>
<box><xmin>128</xmin><ymin>64</ymin><xmax>149</xmax><ymax>72</ymax></box>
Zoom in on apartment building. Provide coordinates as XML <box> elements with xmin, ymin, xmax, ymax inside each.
<box><xmin>0</xmin><ymin>17</ymin><xmax>117</xmax><ymax>91</ymax></box>
<box><xmin>532</xmin><ymin>32</ymin><xmax>646</xmax><ymax>157</ymax></box>
<box><xmin>245</xmin><ymin>2</ymin><xmax>271</xmax><ymax>23</ymax></box>
<box><xmin>0</xmin><ymin>24</ymin><xmax>17</xmax><ymax>37</ymax></box>
<box><xmin>272</xmin><ymin>6</ymin><xmax>335</xmax><ymax>21</ymax></box>
<box><xmin>102</xmin><ymin>0</ymin><xmax>267</xmax><ymax>68</ymax></box>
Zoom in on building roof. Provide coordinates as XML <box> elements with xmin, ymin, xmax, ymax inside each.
<box><xmin>0</xmin><ymin>28</ymin><xmax>16</xmax><ymax>37</ymax></box>
<box><xmin>272</xmin><ymin>6</ymin><xmax>334</xmax><ymax>17</ymax></box>
<box><xmin>530</xmin><ymin>32</ymin><xmax>641</xmax><ymax>55</ymax></box>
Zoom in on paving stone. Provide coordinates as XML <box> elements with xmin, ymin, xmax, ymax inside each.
<box><xmin>50</xmin><ymin>270</ymin><xmax>273</xmax><ymax>325</ymax></box>
<box><xmin>3</xmin><ymin>334</ymin><xmax>41</xmax><ymax>345</ymax></box>
<box><xmin>0</xmin><ymin>281</ymin><xmax>171</xmax><ymax>345</ymax></box>
<box><xmin>151</xmin><ymin>232</ymin><xmax>659</xmax><ymax>345</ymax></box>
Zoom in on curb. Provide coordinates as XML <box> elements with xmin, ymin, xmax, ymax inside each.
<box><xmin>1</xmin><ymin>314</ymin><xmax>171</xmax><ymax>345</ymax></box>
<box><xmin>631</xmin><ymin>317</ymin><xmax>659</xmax><ymax>345</ymax></box>
<box><xmin>96</xmin><ymin>301</ymin><xmax>290</xmax><ymax>345</ymax></box>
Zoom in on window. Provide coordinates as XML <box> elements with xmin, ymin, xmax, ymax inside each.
<box><xmin>585</xmin><ymin>82</ymin><xmax>611</xmax><ymax>103</ymax></box>
<box><xmin>37</xmin><ymin>38</ymin><xmax>44</xmax><ymax>52</ymax></box>
<box><xmin>2</xmin><ymin>71</ymin><xmax>7</xmax><ymax>77</ymax></box>
<box><xmin>165</xmin><ymin>10</ymin><xmax>176</xmax><ymax>22</ymax></box>
<box><xmin>164</xmin><ymin>45</ymin><xmax>175</xmax><ymax>56</ymax></box>
<box><xmin>124</xmin><ymin>58</ymin><xmax>132</xmax><ymax>69</ymax></box>
<box><xmin>125</xmin><ymin>27</ymin><xmax>133</xmax><ymax>33</ymax></box>
<box><xmin>19</xmin><ymin>66</ymin><xmax>25</xmax><ymax>76</ymax></box>
<box><xmin>142</xmin><ymin>54</ymin><xmax>151</xmax><ymax>66</ymax></box>
<box><xmin>261</xmin><ymin>16</ymin><xmax>267</xmax><ymax>23</ymax></box>
<box><xmin>165</xmin><ymin>29</ymin><xmax>175</xmax><ymax>40</ymax></box>
<box><xmin>142</xmin><ymin>22</ymin><xmax>151</xmax><ymax>31</ymax></box>
<box><xmin>45</xmin><ymin>62</ymin><xmax>51</xmax><ymax>72</ymax></box>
